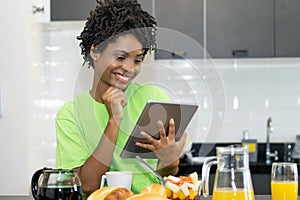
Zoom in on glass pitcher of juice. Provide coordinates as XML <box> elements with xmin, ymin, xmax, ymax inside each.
<box><xmin>202</xmin><ymin>145</ymin><xmax>255</xmax><ymax>200</ymax></box>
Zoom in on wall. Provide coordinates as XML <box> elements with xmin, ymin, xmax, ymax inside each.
<box><xmin>0</xmin><ymin>0</ymin><xmax>30</xmax><ymax>196</ymax></box>
<box><xmin>136</xmin><ymin>58</ymin><xmax>300</xmax><ymax>143</ymax></box>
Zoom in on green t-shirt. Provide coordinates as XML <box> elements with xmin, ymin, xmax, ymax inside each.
<box><xmin>55</xmin><ymin>83</ymin><xmax>169</xmax><ymax>193</ymax></box>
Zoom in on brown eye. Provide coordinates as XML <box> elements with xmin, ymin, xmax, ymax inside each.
<box><xmin>116</xmin><ymin>56</ymin><xmax>125</xmax><ymax>60</ymax></box>
<box><xmin>135</xmin><ymin>59</ymin><xmax>143</xmax><ymax>63</ymax></box>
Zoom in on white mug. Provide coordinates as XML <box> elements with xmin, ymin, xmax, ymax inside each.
<box><xmin>100</xmin><ymin>171</ymin><xmax>133</xmax><ymax>189</ymax></box>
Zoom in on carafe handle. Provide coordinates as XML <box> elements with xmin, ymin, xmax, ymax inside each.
<box><xmin>31</xmin><ymin>168</ymin><xmax>51</xmax><ymax>200</ymax></box>
<box><xmin>202</xmin><ymin>156</ymin><xmax>218</xmax><ymax>197</ymax></box>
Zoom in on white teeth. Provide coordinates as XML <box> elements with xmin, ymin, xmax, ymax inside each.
<box><xmin>115</xmin><ymin>74</ymin><xmax>129</xmax><ymax>81</ymax></box>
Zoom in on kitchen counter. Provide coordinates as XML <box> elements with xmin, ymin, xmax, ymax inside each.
<box><xmin>179</xmin><ymin>142</ymin><xmax>300</xmax><ymax>195</ymax></box>
<box><xmin>178</xmin><ymin>162</ymin><xmax>300</xmax><ymax>195</ymax></box>
<box><xmin>198</xmin><ymin>196</ymin><xmax>299</xmax><ymax>200</ymax></box>
<box><xmin>179</xmin><ymin>161</ymin><xmax>300</xmax><ymax>174</ymax></box>
<box><xmin>1</xmin><ymin>195</ymin><xmax>298</xmax><ymax>200</ymax></box>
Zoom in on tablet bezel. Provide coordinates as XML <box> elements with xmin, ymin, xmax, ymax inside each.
<box><xmin>120</xmin><ymin>100</ymin><xmax>198</xmax><ymax>159</ymax></box>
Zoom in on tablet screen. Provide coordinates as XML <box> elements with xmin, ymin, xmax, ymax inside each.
<box><xmin>120</xmin><ymin>100</ymin><xmax>198</xmax><ymax>158</ymax></box>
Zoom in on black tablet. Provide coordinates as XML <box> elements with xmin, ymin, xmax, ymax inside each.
<box><xmin>120</xmin><ymin>100</ymin><xmax>199</xmax><ymax>159</ymax></box>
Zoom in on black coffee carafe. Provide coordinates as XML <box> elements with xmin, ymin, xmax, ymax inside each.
<box><xmin>31</xmin><ymin>168</ymin><xmax>82</xmax><ymax>200</ymax></box>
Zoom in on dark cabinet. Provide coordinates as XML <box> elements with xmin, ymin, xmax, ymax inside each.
<box><xmin>206</xmin><ymin>0</ymin><xmax>275</xmax><ymax>58</ymax></box>
<box><xmin>275</xmin><ymin>0</ymin><xmax>300</xmax><ymax>57</ymax></box>
<box><xmin>50</xmin><ymin>0</ymin><xmax>96</xmax><ymax>21</ymax></box>
<box><xmin>139</xmin><ymin>0</ymin><xmax>154</xmax><ymax>16</ymax></box>
<box><xmin>47</xmin><ymin>0</ymin><xmax>300</xmax><ymax>58</ymax></box>
<box><xmin>50</xmin><ymin>0</ymin><xmax>153</xmax><ymax>21</ymax></box>
<box><xmin>154</xmin><ymin>0</ymin><xmax>204</xmax><ymax>59</ymax></box>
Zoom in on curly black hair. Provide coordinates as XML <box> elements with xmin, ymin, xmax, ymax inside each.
<box><xmin>77</xmin><ymin>0</ymin><xmax>157</xmax><ymax>68</ymax></box>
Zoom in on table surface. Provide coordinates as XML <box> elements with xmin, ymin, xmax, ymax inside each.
<box><xmin>1</xmin><ymin>195</ymin><xmax>299</xmax><ymax>200</ymax></box>
<box><xmin>199</xmin><ymin>196</ymin><xmax>299</xmax><ymax>200</ymax></box>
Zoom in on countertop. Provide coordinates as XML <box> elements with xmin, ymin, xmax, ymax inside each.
<box><xmin>179</xmin><ymin>142</ymin><xmax>300</xmax><ymax>175</ymax></box>
<box><xmin>178</xmin><ymin>160</ymin><xmax>300</xmax><ymax>175</ymax></box>
<box><xmin>1</xmin><ymin>195</ymin><xmax>298</xmax><ymax>200</ymax></box>
<box><xmin>178</xmin><ymin>162</ymin><xmax>300</xmax><ymax>195</ymax></box>
<box><xmin>198</xmin><ymin>196</ymin><xmax>299</xmax><ymax>200</ymax></box>
<box><xmin>178</xmin><ymin>161</ymin><xmax>300</xmax><ymax>175</ymax></box>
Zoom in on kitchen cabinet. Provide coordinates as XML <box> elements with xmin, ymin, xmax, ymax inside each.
<box><xmin>275</xmin><ymin>0</ymin><xmax>300</xmax><ymax>57</ymax></box>
<box><xmin>206</xmin><ymin>0</ymin><xmax>275</xmax><ymax>58</ymax></box>
<box><xmin>33</xmin><ymin>0</ymin><xmax>153</xmax><ymax>22</ymax></box>
<box><xmin>154</xmin><ymin>0</ymin><xmax>204</xmax><ymax>59</ymax></box>
<box><xmin>33</xmin><ymin>0</ymin><xmax>300</xmax><ymax>58</ymax></box>
<box><xmin>51</xmin><ymin>0</ymin><xmax>96</xmax><ymax>21</ymax></box>
<box><xmin>140</xmin><ymin>0</ymin><xmax>154</xmax><ymax>16</ymax></box>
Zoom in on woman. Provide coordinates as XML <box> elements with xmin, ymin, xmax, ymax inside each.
<box><xmin>55</xmin><ymin>0</ymin><xmax>187</xmax><ymax>196</ymax></box>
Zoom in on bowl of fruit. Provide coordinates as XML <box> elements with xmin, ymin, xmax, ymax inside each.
<box><xmin>164</xmin><ymin>172</ymin><xmax>201</xmax><ymax>200</ymax></box>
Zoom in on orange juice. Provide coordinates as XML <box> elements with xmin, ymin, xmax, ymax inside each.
<box><xmin>271</xmin><ymin>181</ymin><xmax>298</xmax><ymax>200</ymax></box>
<box><xmin>212</xmin><ymin>188</ymin><xmax>255</xmax><ymax>200</ymax></box>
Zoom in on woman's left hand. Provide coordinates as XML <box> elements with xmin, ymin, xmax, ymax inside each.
<box><xmin>135</xmin><ymin>118</ymin><xmax>187</xmax><ymax>169</ymax></box>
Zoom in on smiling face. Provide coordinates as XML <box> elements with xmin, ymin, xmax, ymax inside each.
<box><xmin>91</xmin><ymin>34</ymin><xmax>144</xmax><ymax>92</ymax></box>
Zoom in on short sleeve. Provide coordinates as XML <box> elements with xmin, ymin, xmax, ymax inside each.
<box><xmin>55</xmin><ymin>102</ymin><xmax>90</xmax><ymax>169</ymax></box>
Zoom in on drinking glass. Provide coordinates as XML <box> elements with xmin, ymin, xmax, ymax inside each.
<box><xmin>271</xmin><ymin>162</ymin><xmax>298</xmax><ymax>200</ymax></box>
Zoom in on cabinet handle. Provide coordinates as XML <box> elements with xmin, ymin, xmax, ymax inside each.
<box><xmin>172</xmin><ymin>51</ymin><xmax>186</xmax><ymax>58</ymax></box>
<box><xmin>32</xmin><ymin>5</ymin><xmax>44</xmax><ymax>14</ymax></box>
<box><xmin>232</xmin><ymin>49</ymin><xmax>248</xmax><ymax>57</ymax></box>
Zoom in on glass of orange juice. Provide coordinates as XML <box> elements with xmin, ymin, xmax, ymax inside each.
<box><xmin>271</xmin><ymin>162</ymin><xmax>298</xmax><ymax>200</ymax></box>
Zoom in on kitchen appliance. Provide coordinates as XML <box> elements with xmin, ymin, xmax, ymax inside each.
<box><xmin>31</xmin><ymin>168</ymin><xmax>82</xmax><ymax>200</ymax></box>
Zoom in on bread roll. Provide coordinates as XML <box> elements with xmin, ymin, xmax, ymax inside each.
<box><xmin>140</xmin><ymin>183</ymin><xmax>166</xmax><ymax>196</ymax></box>
<box><xmin>87</xmin><ymin>187</ymin><xmax>134</xmax><ymax>200</ymax></box>
<box><xmin>88</xmin><ymin>184</ymin><xmax>166</xmax><ymax>200</ymax></box>
<box><xmin>129</xmin><ymin>184</ymin><xmax>167</xmax><ymax>200</ymax></box>
<box><xmin>126</xmin><ymin>193</ymin><xmax>168</xmax><ymax>200</ymax></box>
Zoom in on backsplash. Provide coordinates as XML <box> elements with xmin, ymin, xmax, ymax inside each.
<box><xmin>29</xmin><ymin>21</ymin><xmax>300</xmax><ymax>169</ymax></box>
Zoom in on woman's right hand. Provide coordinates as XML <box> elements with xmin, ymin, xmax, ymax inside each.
<box><xmin>102</xmin><ymin>86</ymin><xmax>127</xmax><ymax>125</ymax></box>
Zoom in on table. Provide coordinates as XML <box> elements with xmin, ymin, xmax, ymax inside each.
<box><xmin>199</xmin><ymin>195</ymin><xmax>299</xmax><ymax>200</ymax></box>
<box><xmin>2</xmin><ymin>195</ymin><xmax>299</xmax><ymax>199</ymax></box>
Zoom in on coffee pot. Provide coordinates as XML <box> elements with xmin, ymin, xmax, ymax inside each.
<box><xmin>202</xmin><ymin>145</ymin><xmax>255</xmax><ymax>200</ymax></box>
<box><xmin>31</xmin><ymin>168</ymin><xmax>82</xmax><ymax>200</ymax></box>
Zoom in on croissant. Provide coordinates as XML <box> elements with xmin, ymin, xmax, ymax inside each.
<box><xmin>140</xmin><ymin>183</ymin><xmax>166</xmax><ymax>196</ymax></box>
<box><xmin>88</xmin><ymin>184</ymin><xmax>167</xmax><ymax>200</ymax></box>
<box><xmin>87</xmin><ymin>186</ymin><xmax>134</xmax><ymax>200</ymax></box>
<box><xmin>126</xmin><ymin>193</ymin><xmax>167</xmax><ymax>200</ymax></box>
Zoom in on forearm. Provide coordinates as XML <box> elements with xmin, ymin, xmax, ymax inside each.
<box><xmin>77</xmin><ymin>119</ymin><xmax>118</xmax><ymax>195</ymax></box>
